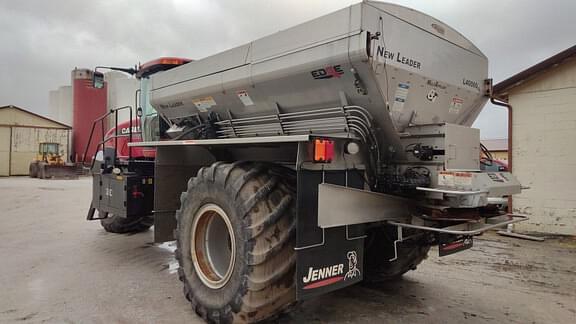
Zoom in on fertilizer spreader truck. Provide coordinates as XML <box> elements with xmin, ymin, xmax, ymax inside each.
<box><xmin>86</xmin><ymin>1</ymin><xmax>527</xmax><ymax>322</ymax></box>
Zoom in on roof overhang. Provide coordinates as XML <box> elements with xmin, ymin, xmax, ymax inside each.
<box><xmin>0</xmin><ymin>105</ymin><xmax>72</xmax><ymax>129</ymax></box>
<box><xmin>494</xmin><ymin>45</ymin><xmax>576</xmax><ymax>98</ymax></box>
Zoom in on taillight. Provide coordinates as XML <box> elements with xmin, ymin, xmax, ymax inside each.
<box><xmin>131</xmin><ymin>185</ymin><xmax>144</xmax><ymax>198</ymax></box>
<box><xmin>313</xmin><ymin>139</ymin><xmax>334</xmax><ymax>163</ymax></box>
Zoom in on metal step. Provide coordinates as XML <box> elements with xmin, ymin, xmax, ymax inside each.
<box><xmin>86</xmin><ymin>203</ymin><xmax>108</xmax><ymax>220</ymax></box>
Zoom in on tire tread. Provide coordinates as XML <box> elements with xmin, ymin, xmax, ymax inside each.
<box><xmin>175</xmin><ymin>162</ymin><xmax>296</xmax><ymax>323</ymax></box>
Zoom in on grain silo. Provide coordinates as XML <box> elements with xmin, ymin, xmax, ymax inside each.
<box><xmin>72</xmin><ymin>68</ymin><xmax>107</xmax><ymax>162</ymax></box>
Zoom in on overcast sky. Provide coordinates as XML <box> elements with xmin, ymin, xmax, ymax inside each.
<box><xmin>1</xmin><ymin>0</ymin><xmax>574</xmax><ymax>139</ymax></box>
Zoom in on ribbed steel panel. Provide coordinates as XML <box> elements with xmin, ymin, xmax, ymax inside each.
<box><xmin>10</xmin><ymin>127</ymin><xmax>70</xmax><ymax>175</ymax></box>
<box><xmin>0</xmin><ymin>127</ymin><xmax>10</xmax><ymax>176</ymax></box>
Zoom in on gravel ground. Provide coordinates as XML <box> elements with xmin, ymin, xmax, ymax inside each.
<box><xmin>0</xmin><ymin>177</ymin><xmax>575</xmax><ymax>324</ymax></box>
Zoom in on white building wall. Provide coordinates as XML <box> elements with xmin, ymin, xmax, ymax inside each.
<box><xmin>510</xmin><ymin>58</ymin><xmax>576</xmax><ymax>235</ymax></box>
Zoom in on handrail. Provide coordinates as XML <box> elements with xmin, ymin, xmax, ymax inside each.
<box><xmin>82</xmin><ymin>105</ymin><xmax>134</xmax><ymax>170</ymax></box>
<box><xmin>82</xmin><ymin>110</ymin><xmax>114</xmax><ymax>166</ymax></box>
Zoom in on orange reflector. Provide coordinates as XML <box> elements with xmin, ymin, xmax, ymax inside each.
<box><xmin>314</xmin><ymin>139</ymin><xmax>334</xmax><ymax>163</ymax></box>
<box><xmin>139</xmin><ymin>57</ymin><xmax>192</xmax><ymax>71</ymax></box>
<box><xmin>159</xmin><ymin>58</ymin><xmax>184</xmax><ymax>65</ymax></box>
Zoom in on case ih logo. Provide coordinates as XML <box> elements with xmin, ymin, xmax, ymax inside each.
<box><xmin>302</xmin><ymin>250</ymin><xmax>360</xmax><ymax>290</ymax></box>
<box><xmin>121</xmin><ymin>126</ymin><xmax>141</xmax><ymax>135</ymax></box>
<box><xmin>311</xmin><ymin>65</ymin><xmax>344</xmax><ymax>79</ymax></box>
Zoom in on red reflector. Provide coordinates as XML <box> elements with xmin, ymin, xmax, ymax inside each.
<box><xmin>131</xmin><ymin>185</ymin><xmax>144</xmax><ymax>198</ymax></box>
<box><xmin>314</xmin><ymin>139</ymin><xmax>334</xmax><ymax>163</ymax></box>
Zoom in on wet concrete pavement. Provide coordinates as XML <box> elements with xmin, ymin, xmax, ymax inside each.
<box><xmin>1</xmin><ymin>177</ymin><xmax>575</xmax><ymax>323</ymax></box>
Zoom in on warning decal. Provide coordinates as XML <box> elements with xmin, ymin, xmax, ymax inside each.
<box><xmin>439</xmin><ymin>171</ymin><xmax>473</xmax><ymax>187</ymax></box>
<box><xmin>449</xmin><ymin>97</ymin><xmax>464</xmax><ymax>114</ymax></box>
<box><xmin>391</xmin><ymin>83</ymin><xmax>410</xmax><ymax>112</ymax></box>
<box><xmin>454</xmin><ymin>172</ymin><xmax>473</xmax><ymax>186</ymax></box>
<box><xmin>192</xmin><ymin>96</ymin><xmax>217</xmax><ymax>112</ymax></box>
<box><xmin>438</xmin><ymin>171</ymin><xmax>455</xmax><ymax>187</ymax></box>
<box><xmin>236</xmin><ymin>90</ymin><xmax>254</xmax><ymax>106</ymax></box>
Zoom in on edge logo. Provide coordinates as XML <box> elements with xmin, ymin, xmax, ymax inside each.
<box><xmin>302</xmin><ymin>250</ymin><xmax>361</xmax><ymax>290</ymax></box>
<box><xmin>344</xmin><ymin>251</ymin><xmax>361</xmax><ymax>280</ymax></box>
<box><xmin>311</xmin><ymin>65</ymin><xmax>344</xmax><ymax>79</ymax></box>
<box><xmin>426</xmin><ymin>89</ymin><xmax>439</xmax><ymax>102</ymax></box>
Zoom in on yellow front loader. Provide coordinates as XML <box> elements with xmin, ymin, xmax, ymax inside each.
<box><xmin>29</xmin><ymin>143</ymin><xmax>78</xmax><ymax>179</ymax></box>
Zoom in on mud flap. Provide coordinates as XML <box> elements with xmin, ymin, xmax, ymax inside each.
<box><xmin>296</xmin><ymin>169</ymin><xmax>365</xmax><ymax>300</ymax></box>
<box><xmin>438</xmin><ymin>234</ymin><xmax>473</xmax><ymax>256</ymax></box>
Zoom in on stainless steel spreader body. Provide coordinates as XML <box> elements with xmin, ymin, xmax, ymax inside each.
<box><xmin>112</xmin><ymin>2</ymin><xmax>527</xmax><ymax>317</ymax></box>
<box><xmin>148</xmin><ymin>1</ymin><xmax>488</xmax><ymax>155</ymax></box>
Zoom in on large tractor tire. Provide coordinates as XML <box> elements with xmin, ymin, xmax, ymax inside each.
<box><xmin>37</xmin><ymin>162</ymin><xmax>47</xmax><ymax>179</ymax></box>
<box><xmin>100</xmin><ymin>214</ymin><xmax>154</xmax><ymax>233</ymax></box>
<box><xmin>363</xmin><ymin>226</ymin><xmax>430</xmax><ymax>282</ymax></box>
<box><xmin>175</xmin><ymin>162</ymin><xmax>296</xmax><ymax>323</ymax></box>
<box><xmin>29</xmin><ymin>162</ymin><xmax>38</xmax><ymax>178</ymax></box>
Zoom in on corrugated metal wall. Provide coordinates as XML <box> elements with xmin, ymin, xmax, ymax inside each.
<box><xmin>0</xmin><ymin>127</ymin><xmax>10</xmax><ymax>176</ymax></box>
<box><xmin>0</xmin><ymin>108</ymin><xmax>64</xmax><ymax>128</ymax></box>
<box><xmin>9</xmin><ymin>127</ymin><xmax>69</xmax><ymax>175</ymax></box>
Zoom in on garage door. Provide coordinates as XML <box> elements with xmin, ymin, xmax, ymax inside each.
<box><xmin>0</xmin><ymin>127</ymin><xmax>10</xmax><ymax>176</ymax></box>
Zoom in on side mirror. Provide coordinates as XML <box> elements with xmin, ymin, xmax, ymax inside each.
<box><xmin>92</xmin><ymin>71</ymin><xmax>105</xmax><ymax>89</ymax></box>
<box><xmin>136</xmin><ymin>107</ymin><xmax>143</xmax><ymax>117</ymax></box>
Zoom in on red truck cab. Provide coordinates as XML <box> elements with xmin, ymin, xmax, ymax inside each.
<box><xmin>101</xmin><ymin>57</ymin><xmax>192</xmax><ymax>161</ymax></box>
<box><xmin>103</xmin><ymin>119</ymin><xmax>155</xmax><ymax>160</ymax></box>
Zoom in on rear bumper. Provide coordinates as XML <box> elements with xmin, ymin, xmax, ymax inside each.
<box><xmin>387</xmin><ymin>214</ymin><xmax>528</xmax><ymax>236</ymax></box>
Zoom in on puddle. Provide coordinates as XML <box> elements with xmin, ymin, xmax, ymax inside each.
<box><xmin>155</xmin><ymin>241</ymin><xmax>179</xmax><ymax>274</ymax></box>
<box><xmin>167</xmin><ymin>260</ymin><xmax>179</xmax><ymax>274</ymax></box>
<box><xmin>157</xmin><ymin>241</ymin><xmax>176</xmax><ymax>253</ymax></box>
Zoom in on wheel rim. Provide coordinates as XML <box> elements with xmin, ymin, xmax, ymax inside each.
<box><xmin>191</xmin><ymin>204</ymin><xmax>236</xmax><ymax>289</ymax></box>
